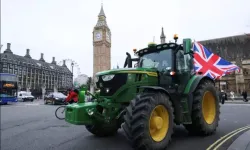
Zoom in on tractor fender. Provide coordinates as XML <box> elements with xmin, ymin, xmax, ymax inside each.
<box><xmin>185</xmin><ymin>75</ymin><xmax>215</xmax><ymax>113</ymax></box>
<box><xmin>139</xmin><ymin>86</ymin><xmax>171</xmax><ymax>98</ymax></box>
<box><xmin>189</xmin><ymin>75</ymin><xmax>215</xmax><ymax>94</ymax></box>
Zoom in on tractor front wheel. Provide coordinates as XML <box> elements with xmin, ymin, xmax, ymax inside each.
<box><xmin>122</xmin><ymin>92</ymin><xmax>174</xmax><ymax>150</ymax></box>
<box><xmin>184</xmin><ymin>79</ymin><xmax>220</xmax><ymax>135</ymax></box>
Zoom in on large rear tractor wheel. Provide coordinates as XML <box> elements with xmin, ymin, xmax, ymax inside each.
<box><xmin>122</xmin><ymin>92</ymin><xmax>174</xmax><ymax>150</ymax></box>
<box><xmin>184</xmin><ymin>80</ymin><xmax>220</xmax><ymax>135</ymax></box>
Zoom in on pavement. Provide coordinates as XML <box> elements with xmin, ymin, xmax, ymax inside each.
<box><xmin>1</xmin><ymin>100</ymin><xmax>250</xmax><ymax>150</ymax></box>
<box><xmin>227</xmin><ymin>129</ymin><xmax>250</xmax><ymax>150</ymax></box>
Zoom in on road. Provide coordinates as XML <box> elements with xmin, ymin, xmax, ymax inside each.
<box><xmin>1</xmin><ymin>100</ymin><xmax>250</xmax><ymax>150</ymax></box>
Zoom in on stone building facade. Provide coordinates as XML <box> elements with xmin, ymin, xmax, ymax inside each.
<box><xmin>199</xmin><ymin>34</ymin><xmax>250</xmax><ymax>94</ymax></box>
<box><xmin>159</xmin><ymin>28</ymin><xmax>250</xmax><ymax>94</ymax></box>
<box><xmin>0</xmin><ymin>43</ymin><xmax>73</xmax><ymax>97</ymax></box>
<box><xmin>93</xmin><ymin>5</ymin><xmax>111</xmax><ymax>77</ymax></box>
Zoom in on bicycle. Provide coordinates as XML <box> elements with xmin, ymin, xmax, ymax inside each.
<box><xmin>55</xmin><ymin>102</ymin><xmax>68</xmax><ymax>120</ymax></box>
<box><xmin>55</xmin><ymin>90</ymin><xmax>97</xmax><ymax>120</ymax></box>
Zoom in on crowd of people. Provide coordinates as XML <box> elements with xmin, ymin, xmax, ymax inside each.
<box><xmin>219</xmin><ymin>89</ymin><xmax>248</xmax><ymax>104</ymax></box>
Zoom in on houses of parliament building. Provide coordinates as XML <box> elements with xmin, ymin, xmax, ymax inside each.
<box><xmin>161</xmin><ymin>28</ymin><xmax>250</xmax><ymax>94</ymax></box>
<box><xmin>199</xmin><ymin>34</ymin><xmax>250</xmax><ymax>94</ymax></box>
<box><xmin>0</xmin><ymin>43</ymin><xmax>73</xmax><ymax>96</ymax></box>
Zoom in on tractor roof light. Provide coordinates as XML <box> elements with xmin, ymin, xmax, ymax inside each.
<box><xmin>148</xmin><ymin>42</ymin><xmax>157</xmax><ymax>47</ymax></box>
<box><xmin>173</xmin><ymin>34</ymin><xmax>178</xmax><ymax>40</ymax></box>
<box><xmin>133</xmin><ymin>48</ymin><xmax>137</xmax><ymax>53</ymax></box>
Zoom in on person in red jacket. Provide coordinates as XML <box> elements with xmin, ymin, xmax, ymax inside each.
<box><xmin>65</xmin><ymin>89</ymin><xmax>78</xmax><ymax>104</ymax></box>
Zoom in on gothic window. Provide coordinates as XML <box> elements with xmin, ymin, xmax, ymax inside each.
<box><xmin>101</xmin><ymin>56</ymin><xmax>106</xmax><ymax>64</ymax></box>
<box><xmin>9</xmin><ymin>64</ymin><xmax>13</xmax><ymax>68</ymax></box>
<box><xmin>3</xmin><ymin>63</ymin><xmax>7</xmax><ymax>68</ymax></box>
<box><xmin>2</xmin><ymin>68</ymin><xmax>8</xmax><ymax>73</ymax></box>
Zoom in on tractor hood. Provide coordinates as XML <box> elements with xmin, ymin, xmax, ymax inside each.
<box><xmin>95</xmin><ymin>68</ymin><xmax>158</xmax><ymax>76</ymax></box>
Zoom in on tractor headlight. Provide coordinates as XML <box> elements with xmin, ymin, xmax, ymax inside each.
<box><xmin>105</xmin><ymin>88</ymin><xmax>110</xmax><ymax>93</ymax></box>
<box><xmin>102</xmin><ymin>75</ymin><xmax>115</xmax><ymax>81</ymax></box>
<box><xmin>88</xmin><ymin>109</ymin><xmax>94</xmax><ymax>116</ymax></box>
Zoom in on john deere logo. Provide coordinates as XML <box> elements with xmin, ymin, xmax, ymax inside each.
<box><xmin>3</xmin><ymin>83</ymin><xmax>14</xmax><ymax>88</ymax></box>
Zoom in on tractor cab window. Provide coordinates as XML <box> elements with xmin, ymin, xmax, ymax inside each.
<box><xmin>139</xmin><ymin>49</ymin><xmax>172</xmax><ymax>72</ymax></box>
<box><xmin>176</xmin><ymin>50</ymin><xmax>191</xmax><ymax>73</ymax></box>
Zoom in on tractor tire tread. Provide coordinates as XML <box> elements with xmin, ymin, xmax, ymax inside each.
<box><xmin>122</xmin><ymin>91</ymin><xmax>174</xmax><ymax>150</ymax></box>
<box><xmin>184</xmin><ymin>79</ymin><xmax>220</xmax><ymax>136</ymax></box>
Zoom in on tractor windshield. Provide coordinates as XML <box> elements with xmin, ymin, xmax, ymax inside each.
<box><xmin>139</xmin><ymin>49</ymin><xmax>172</xmax><ymax>72</ymax></box>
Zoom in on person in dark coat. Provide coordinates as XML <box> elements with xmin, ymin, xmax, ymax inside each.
<box><xmin>242</xmin><ymin>91</ymin><xmax>248</xmax><ymax>102</ymax></box>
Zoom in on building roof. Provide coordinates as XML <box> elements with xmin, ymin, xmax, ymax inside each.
<box><xmin>98</xmin><ymin>4</ymin><xmax>106</xmax><ymax>17</ymax></box>
<box><xmin>160</xmin><ymin>27</ymin><xmax>166</xmax><ymax>38</ymax></box>
<box><xmin>95</xmin><ymin>4</ymin><xmax>109</xmax><ymax>28</ymax></box>
<box><xmin>1</xmin><ymin>49</ymin><xmax>72</xmax><ymax>75</ymax></box>
<box><xmin>199</xmin><ymin>33</ymin><xmax>250</xmax><ymax>45</ymax></box>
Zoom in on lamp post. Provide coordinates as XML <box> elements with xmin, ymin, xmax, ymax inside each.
<box><xmin>0</xmin><ymin>45</ymin><xmax>3</xmax><ymax>73</ymax></box>
<box><xmin>71</xmin><ymin>62</ymin><xmax>74</xmax><ymax>87</ymax></box>
<box><xmin>217</xmin><ymin>48</ymin><xmax>221</xmax><ymax>91</ymax></box>
<box><xmin>0</xmin><ymin>44</ymin><xmax>3</xmax><ymax>53</ymax></box>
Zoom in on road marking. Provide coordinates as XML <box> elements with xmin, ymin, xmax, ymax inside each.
<box><xmin>206</xmin><ymin>125</ymin><xmax>250</xmax><ymax>150</ymax></box>
<box><xmin>1</xmin><ymin>103</ymin><xmax>43</xmax><ymax>108</ymax></box>
<box><xmin>25</xmin><ymin>103</ymin><xmax>40</xmax><ymax>106</ymax></box>
<box><xmin>225</xmin><ymin>103</ymin><xmax>250</xmax><ymax>106</ymax></box>
<box><xmin>213</xmin><ymin>126</ymin><xmax>250</xmax><ymax>150</ymax></box>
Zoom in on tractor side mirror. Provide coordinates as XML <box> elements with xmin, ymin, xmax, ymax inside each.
<box><xmin>183</xmin><ymin>38</ymin><xmax>192</xmax><ymax>54</ymax></box>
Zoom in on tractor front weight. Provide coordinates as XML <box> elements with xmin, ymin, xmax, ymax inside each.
<box><xmin>65</xmin><ymin>98</ymin><xmax>122</xmax><ymax>126</ymax></box>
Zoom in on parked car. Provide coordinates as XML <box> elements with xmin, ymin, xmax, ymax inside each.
<box><xmin>44</xmin><ymin>92</ymin><xmax>67</xmax><ymax>105</ymax></box>
<box><xmin>17</xmin><ymin>91</ymin><xmax>35</xmax><ymax>102</ymax></box>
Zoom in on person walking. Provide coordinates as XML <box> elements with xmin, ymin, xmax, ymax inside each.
<box><xmin>242</xmin><ymin>91</ymin><xmax>248</xmax><ymax>102</ymax></box>
<box><xmin>230</xmin><ymin>91</ymin><xmax>235</xmax><ymax>101</ymax></box>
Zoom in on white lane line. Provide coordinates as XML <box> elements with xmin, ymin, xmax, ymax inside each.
<box><xmin>25</xmin><ymin>103</ymin><xmax>40</xmax><ymax>106</ymax></box>
<box><xmin>1</xmin><ymin>104</ymin><xmax>43</xmax><ymax>108</ymax></box>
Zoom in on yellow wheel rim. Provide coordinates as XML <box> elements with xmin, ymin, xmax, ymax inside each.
<box><xmin>202</xmin><ymin>91</ymin><xmax>216</xmax><ymax>124</ymax></box>
<box><xmin>149</xmin><ymin>105</ymin><xmax>169</xmax><ymax>142</ymax></box>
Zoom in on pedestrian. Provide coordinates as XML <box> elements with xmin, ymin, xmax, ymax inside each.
<box><xmin>230</xmin><ymin>91</ymin><xmax>235</xmax><ymax>101</ymax></box>
<box><xmin>220</xmin><ymin>90</ymin><xmax>226</xmax><ymax>104</ymax></box>
<box><xmin>242</xmin><ymin>91</ymin><xmax>248</xmax><ymax>102</ymax></box>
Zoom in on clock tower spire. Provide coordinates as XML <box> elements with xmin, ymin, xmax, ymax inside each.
<box><xmin>93</xmin><ymin>4</ymin><xmax>111</xmax><ymax>78</ymax></box>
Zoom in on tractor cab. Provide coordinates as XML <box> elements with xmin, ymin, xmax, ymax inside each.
<box><xmin>124</xmin><ymin>35</ymin><xmax>194</xmax><ymax>94</ymax></box>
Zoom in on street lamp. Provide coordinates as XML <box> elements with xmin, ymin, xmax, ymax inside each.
<box><xmin>0</xmin><ymin>45</ymin><xmax>3</xmax><ymax>73</ymax></box>
<box><xmin>0</xmin><ymin>44</ymin><xmax>3</xmax><ymax>52</ymax></box>
<box><xmin>71</xmin><ymin>62</ymin><xmax>74</xmax><ymax>87</ymax></box>
<box><xmin>217</xmin><ymin>48</ymin><xmax>221</xmax><ymax>91</ymax></box>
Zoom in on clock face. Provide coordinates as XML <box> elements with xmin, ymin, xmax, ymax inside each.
<box><xmin>94</xmin><ymin>31</ymin><xmax>102</xmax><ymax>41</ymax></box>
<box><xmin>96</xmin><ymin>33</ymin><xmax>101</xmax><ymax>39</ymax></box>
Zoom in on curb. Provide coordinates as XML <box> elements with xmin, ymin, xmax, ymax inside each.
<box><xmin>227</xmin><ymin>129</ymin><xmax>250</xmax><ymax>150</ymax></box>
<box><xmin>225</xmin><ymin>101</ymin><xmax>250</xmax><ymax>104</ymax></box>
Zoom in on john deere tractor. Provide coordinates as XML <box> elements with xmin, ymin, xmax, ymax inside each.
<box><xmin>65</xmin><ymin>35</ymin><xmax>220</xmax><ymax>150</ymax></box>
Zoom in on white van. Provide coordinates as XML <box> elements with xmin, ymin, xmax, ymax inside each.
<box><xmin>17</xmin><ymin>91</ymin><xmax>35</xmax><ymax>102</ymax></box>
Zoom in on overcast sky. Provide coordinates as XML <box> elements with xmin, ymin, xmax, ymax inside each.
<box><xmin>1</xmin><ymin>0</ymin><xmax>250</xmax><ymax>77</ymax></box>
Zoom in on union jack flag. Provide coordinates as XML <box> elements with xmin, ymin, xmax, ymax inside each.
<box><xmin>193</xmin><ymin>42</ymin><xmax>240</xmax><ymax>80</ymax></box>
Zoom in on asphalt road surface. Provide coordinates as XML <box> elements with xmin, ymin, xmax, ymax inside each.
<box><xmin>1</xmin><ymin>100</ymin><xmax>250</xmax><ymax>150</ymax></box>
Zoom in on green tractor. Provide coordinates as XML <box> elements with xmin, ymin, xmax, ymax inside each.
<box><xmin>65</xmin><ymin>35</ymin><xmax>220</xmax><ymax>150</ymax></box>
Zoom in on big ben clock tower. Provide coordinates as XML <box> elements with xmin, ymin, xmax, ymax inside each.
<box><xmin>93</xmin><ymin>4</ymin><xmax>111</xmax><ymax>77</ymax></box>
